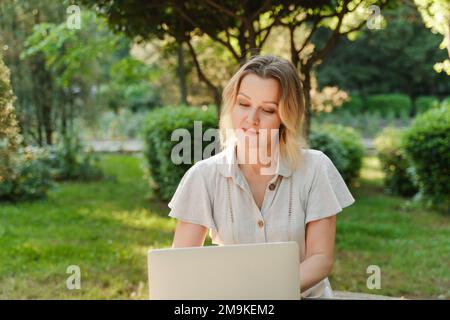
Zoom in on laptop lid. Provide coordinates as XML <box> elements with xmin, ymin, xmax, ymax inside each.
<box><xmin>148</xmin><ymin>241</ymin><xmax>300</xmax><ymax>300</ymax></box>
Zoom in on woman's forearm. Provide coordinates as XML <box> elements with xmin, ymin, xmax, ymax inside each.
<box><xmin>299</xmin><ymin>253</ymin><xmax>334</xmax><ymax>292</ymax></box>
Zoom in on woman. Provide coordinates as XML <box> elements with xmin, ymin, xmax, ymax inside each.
<box><xmin>168</xmin><ymin>55</ymin><xmax>355</xmax><ymax>298</ymax></box>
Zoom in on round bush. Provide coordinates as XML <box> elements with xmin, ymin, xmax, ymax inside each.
<box><xmin>402</xmin><ymin>104</ymin><xmax>450</xmax><ymax>213</ymax></box>
<box><xmin>142</xmin><ymin>106</ymin><xmax>218</xmax><ymax>201</ymax></box>
<box><xmin>374</xmin><ymin>127</ymin><xmax>418</xmax><ymax>197</ymax></box>
<box><xmin>0</xmin><ymin>147</ymin><xmax>52</xmax><ymax>202</ymax></box>
<box><xmin>310</xmin><ymin>123</ymin><xmax>364</xmax><ymax>184</ymax></box>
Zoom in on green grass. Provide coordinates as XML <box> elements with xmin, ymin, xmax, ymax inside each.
<box><xmin>0</xmin><ymin>154</ymin><xmax>172</xmax><ymax>299</ymax></box>
<box><xmin>331</xmin><ymin>157</ymin><xmax>450</xmax><ymax>299</ymax></box>
<box><xmin>0</xmin><ymin>154</ymin><xmax>448</xmax><ymax>299</ymax></box>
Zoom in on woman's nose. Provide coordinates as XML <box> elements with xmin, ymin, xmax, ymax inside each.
<box><xmin>247</xmin><ymin>108</ymin><xmax>259</xmax><ymax>125</ymax></box>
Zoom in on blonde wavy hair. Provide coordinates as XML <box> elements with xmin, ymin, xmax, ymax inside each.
<box><xmin>219</xmin><ymin>55</ymin><xmax>309</xmax><ymax>171</ymax></box>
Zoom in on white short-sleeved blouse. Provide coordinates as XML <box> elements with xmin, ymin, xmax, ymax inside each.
<box><xmin>168</xmin><ymin>141</ymin><xmax>356</xmax><ymax>298</ymax></box>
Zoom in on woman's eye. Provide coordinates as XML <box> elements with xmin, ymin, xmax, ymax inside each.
<box><xmin>263</xmin><ymin>109</ymin><xmax>274</xmax><ymax>114</ymax></box>
<box><xmin>239</xmin><ymin>102</ymin><xmax>250</xmax><ymax>107</ymax></box>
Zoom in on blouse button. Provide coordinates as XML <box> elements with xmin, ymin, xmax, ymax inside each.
<box><xmin>258</xmin><ymin>220</ymin><xmax>264</xmax><ymax>228</ymax></box>
<box><xmin>268</xmin><ymin>183</ymin><xmax>276</xmax><ymax>191</ymax></box>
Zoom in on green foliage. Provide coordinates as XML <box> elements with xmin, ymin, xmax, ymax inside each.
<box><xmin>402</xmin><ymin>104</ymin><xmax>450</xmax><ymax>213</ymax></box>
<box><xmin>76</xmin><ymin>109</ymin><xmax>151</xmax><ymax>141</ymax></box>
<box><xmin>441</xmin><ymin>96</ymin><xmax>450</xmax><ymax>108</ymax></box>
<box><xmin>415</xmin><ymin>0</ymin><xmax>450</xmax><ymax>75</ymax></box>
<box><xmin>0</xmin><ymin>147</ymin><xmax>52</xmax><ymax>202</ymax></box>
<box><xmin>313</xmin><ymin>108</ymin><xmax>411</xmax><ymax>139</ymax></box>
<box><xmin>142</xmin><ymin>106</ymin><xmax>218</xmax><ymax>201</ymax></box>
<box><xmin>309</xmin><ymin>123</ymin><xmax>364</xmax><ymax>185</ymax></box>
<box><xmin>98</xmin><ymin>57</ymin><xmax>162</xmax><ymax>112</ymax></box>
<box><xmin>415</xmin><ymin>96</ymin><xmax>440</xmax><ymax>115</ymax></box>
<box><xmin>374</xmin><ymin>127</ymin><xmax>418</xmax><ymax>197</ymax></box>
<box><xmin>45</xmin><ymin>135</ymin><xmax>103</xmax><ymax>181</ymax></box>
<box><xmin>0</xmin><ymin>56</ymin><xmax>51</xmax><ymax>201</ymax></box>
<box><xmin>316</xmin><ymin>5</ymin><xmax>450</xmax><ymax>98</ymax></box>
<box><xmin>338</xmin><ymin>95</ymin><xmax>365</xmax><ymax>114</ymax></box>
<box><xmin>366</xmin><ymin>94</ymin><xmax>412</xmax><ymax>119</ymax></box>
<box><xmin>21</xmin><ymin>11</ymin><xmax>120</xmax><ymax>89</ymax></box>
<box><xmin>0</xmin><ymin>0</ymin><xmax>64</xmax><ymax>145</ymax></box>
<box><xmin>18</xmin><ymin>8</ymin><xmax>161</xmax><ymax>144</ymax></box>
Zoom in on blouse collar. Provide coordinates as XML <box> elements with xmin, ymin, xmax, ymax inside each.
<box><xmin>217</xmin><ymin>140</ymin><xmax>292</xmax><ymax>178</ymax></box>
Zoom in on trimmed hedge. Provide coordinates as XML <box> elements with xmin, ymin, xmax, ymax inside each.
<box><xmin>402</xmin><ymin>104</ymin><xmax>450</xmax><ymax>213</ymax></box>
<box><xmin>339</xmin><ymin>95</ymin><xmax>365</xmax><ymax>114</ymax></box>
<box><xmin>374</xmin><ymin>127</ymin><xmax>418</xmax><ymax>197</ymax></box>
<box><xmin>142</xmin><ymin>106</ymin><xmax>218</xmax><ymax>201</ymax></box>
<box><xmin>366</xmin><ymin>94</ymin><xmax>412</xmax><ymax>119</ymax></box>
<box><xmin>415</xmin><ymin>96</ymin><xmax>440</xmax><ymax>115</ymax></box>
<box><xmin>310</xmin><ymin>123</ymin><xmax>364</xmax><ymax>185</ymax></box>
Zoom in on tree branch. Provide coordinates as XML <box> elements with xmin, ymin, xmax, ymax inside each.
<box><xmin>298</xmin><ymin>18</ymin><xmax>320</xmax><ymax>54</ymax></box>
<box><xmin>203</xmin><ymin>0</ymin><xmax>244</xmax><ymax>21</ymax></box>
<box><xmin>303</xmin><ymin>0</ymin><xmax>350</xmax><ymax>68</ymax></box>
<box><xmin>185</xmin><ymin>39</ymin><xmax>219</xmax><ymax>95</ymax></box>
<box><xmin>250</xmin><ymin>0</ymin><xmax>273</xmax><ymax>21</ymax></box>
<box><xmin>171</xmin><ymin>3</ymin><xmax>241</xmax><ymax>61</ymax></box>
<box><xmin>259</xmin><ymin>24</ymin><xmax>274</xmax><ymax>47</ymax></box>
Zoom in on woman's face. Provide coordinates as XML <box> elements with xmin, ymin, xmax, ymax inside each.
<box><xmin>231</xmin><ymin>73</ymin><xmax>282</xmax><ymax>158</ymax></box>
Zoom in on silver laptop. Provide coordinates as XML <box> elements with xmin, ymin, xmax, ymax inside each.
<box><xmin>148</xmin><ymin>241</ymin><xmax>300</xmax><ymax>300</ymax></box>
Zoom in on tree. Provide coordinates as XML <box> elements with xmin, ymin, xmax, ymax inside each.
<box><xmin>316</xmin><ymin>2</ymin><xmax>450</xmax><ymax>99</ymax></box>
<box><xmin>82</xmin><ymin>0</ymin><xmax>396</xmax><ymax>137</ymax></box>
<box><xmin>18</xmin><ymin>7</ymin><xmax>161</xmax><ymax>142</ymax></box>
<box><xmin>21</xmin><ymin>10</ymin><xmax>124</xmax><ymax>137</ymax></box>
<box><xmin>0</xmin><ymin>0</ymin><xmax>64</xmax><ymax>145</ymax></box>
<box><xmin>81</xmin><ymin>0</ymin><xmax>286</xmax><ymax>115</ymax></box>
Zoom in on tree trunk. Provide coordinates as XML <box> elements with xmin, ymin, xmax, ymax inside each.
<box><xmin>214</xmin><ymin>90</ymin><xmax>222</xmax><ymax>120</ymax></box>
<box><xmin>177</xmin><ymin>42</ymin><xmax>188</xmax><ymax>105</ymax></box>
<box><xmin>35</xmin><ymin>100</ymin><xmax>44</xmax><ymax>147</ymax></box>
<box><xmin>302</xmin><ymin>70</ymin><xmax>312</xmax><ymax>140</ymax></box>
<box><xmin>40</xmin><ymin>62</ymin><xmax>54</xmax><ymax>145</ymax></box>
<box><xmin>59</xmin><ymin>89</ymin><xmax>67</xmax><ymax>136</ymax></box>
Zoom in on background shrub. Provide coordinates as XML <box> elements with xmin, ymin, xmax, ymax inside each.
<box><xmin>366</xmin><ymin>94</ymin><xmax>412</xmax><ymax>119</ymax></box>
<box><xmin>415</xmin><ymin>96</ymin><xmax>440</xmax><ymax>115</ymax></box>
<box><xmin>45</xmin><ymin>135</ymin><xmax>103</xmax><ymax>181</ymax></box>
<box><xmin>0</xmin><ymin>146</ymin><xmax>52</xmax><ymax>202</ymax></box>
<box><xmin>441</xmin><ymin>96</ymin><xmax>450</xmax><ymax>108</ymax></box>
<box><xmin>338</xmin><ymin>95</ymin><xmax>365</xmax><ymax>114</ymax></box>
<box><xmin>310</xmin><ymin>123</ymin><xmax>364</xmax><ymax>185</ymax></box>
<box><xmin>402</xmin><ymin>104</ymin><xmax>450</xmax><ymax>213</ymax></box>
<box><xmin>142</xmin><ymin>106</ymin><xmax>218</xmax><ymax>201</ymax></box>
<box><xmin>0</xmin><ymin>56</ymin><xmax>51</xmax><ymax>201</ymax></box>
<box><xmin>374</xmin><ymin>127</ymin><xmax>418</xmax><ymax>197</ymax></box>
<box><xmin>75</xmin><ymin>109</ymin><xmax>151</xmax><ymax>141</ymax></box>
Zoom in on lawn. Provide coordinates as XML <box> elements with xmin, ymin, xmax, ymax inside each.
<box><xmin>0</xmin><ymin>154</ymin><xmax>448</xmax><ymax>299</ymax></box>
